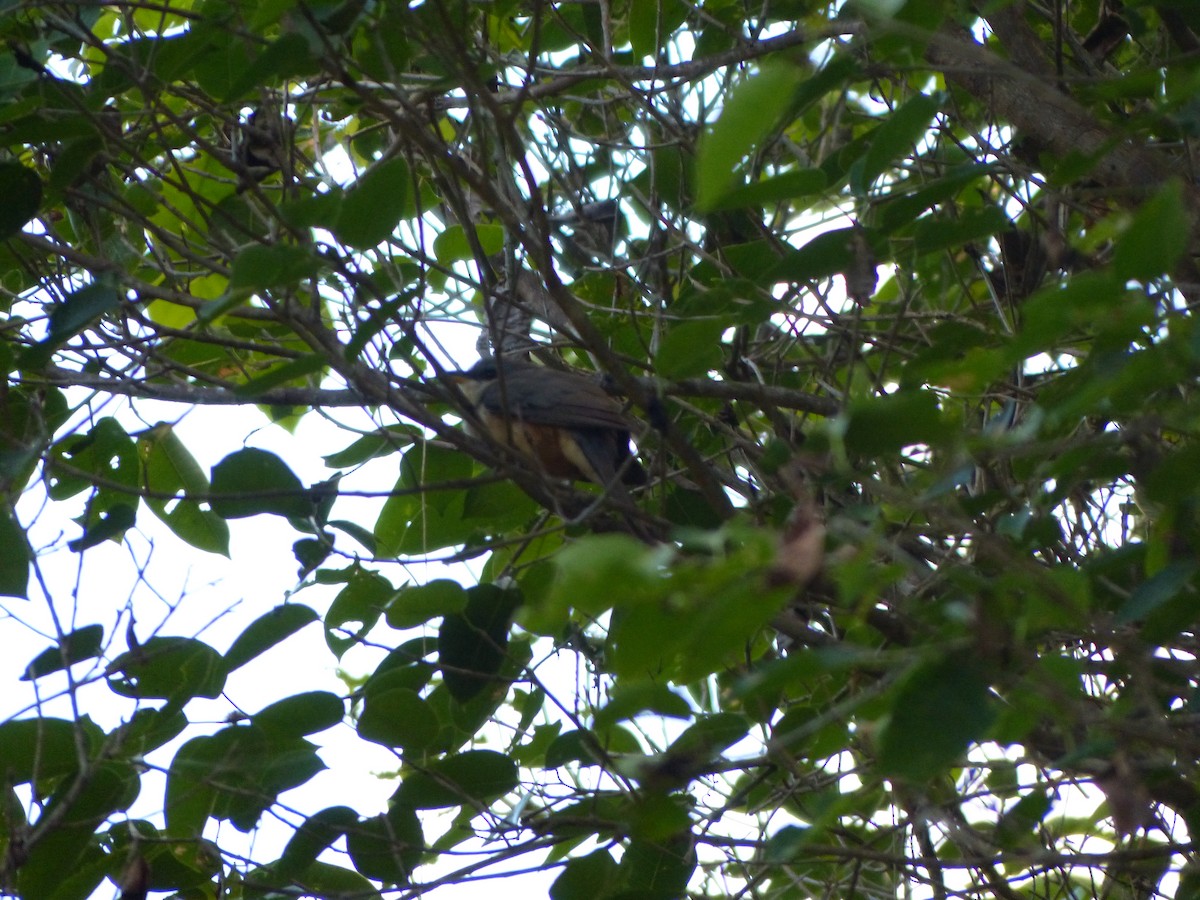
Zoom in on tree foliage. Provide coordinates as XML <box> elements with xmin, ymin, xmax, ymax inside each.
<box><xmin>3</xmin><ymin>0</ymin><xmax>1200</xmax><ymax>897</ymax></box>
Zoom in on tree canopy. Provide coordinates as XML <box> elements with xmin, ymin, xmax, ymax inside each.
<box><xmin>3</xmin><ymin>0</ymin><xmax>1200</xmax><ymax>897</ymax></box>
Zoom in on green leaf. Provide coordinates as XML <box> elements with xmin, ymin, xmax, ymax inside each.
<box><xmin>224</xmin><ymin>32</ymin><xmax>314</xmax><ymax>100</ymax></box>
<box><xmin>666</xmin><ymin>713</ymin><xmax>750</xmax><ymax>760</ymax></box>
<box><xmin>433</xmin><ymin>223</ymin><xmax>504</xmax><ymax>264</ymax></box>
<box><xmin>617</xmin><ymin>833</ymin><xmax>696</xmax><ymax>897</ymax></box>
<box><xmin>1115</xmin><ymin>561</ymin><xmax>1198</xmax><ymax>625</ymax></box>
<box><xmin>910</xmin><ymin>205</ymin><xmax>1007</xmax><ymax>256</ymax></box>
<box><xmin>386</xmin><ymin>578</ymin><xmax>468</xmax><ymax>629</ymax></box>
<box><xmin>324</xmin><ymin>566</ymin><xmax>395</xmax><ymax>658</ymax></box>
<box><xmin>655</xmin><ymin>320</ymin><xmax>724</xmax><ymax>378</ymax></box>
<box><xmin>253</xmin><ymin>691</ymin><xmax>344</xmax><ymax>738</ymax></box>
<box><xmin>277</xmin><ymin>806</ymin><xmax>359</xmax><ymax>879</ymax></box>
<box><xmin>139</xmin><ymin>423</ymin><xmax>231</xmax><ymax>554</ymax></box>
<box><xmin>878</xmin><ymin>653</ymin><xmax>995</xmax><ymax>781</ymax></box>
<box><xmin>374</xmin><ymin>443</ymin><xmax>474</xmax><ymax>556</ymax></box>
<box><xmin>594</xmin><ymin>683</ymin><xmax>692</xmax><ymax>731</ymax></box>
<box><xmin>629</xmin><ymin>0</ymin><xmax>688</xmax><ymax>60</ymax></box>
<box><xmin>551</xmin><ymin>850</ymin><xmax>619</xmax><ymax>900</ymax></box>
<box><xmin>229</xmin><ymin>243</ymin><xmax>320</xmax><ymax>291</ymax></box>
<box><xmin>462</xmin><ymin>480</ymin><xmax>539</xmax><ymax>531</ymax></box>
<box><xmin>393</xmin><ymin>749</ymin><xmax>518</xmax><ymax>809</ymax></box>
<box><xmin>44</xmin><ymin>758</ymin><xmax>140</xmax><ymax>826</ymax></box>
<box><xmin>1013</xmin><ymin>271</ymin><xmax>1123</xmax><ymax>357</ymax></box>
<box><xmin>701</xmin><ymin>168</ymin><xmax>827</xmax><ymax>213</ymax></box>
<box><xmin>0</xmin><ymin>717</ymin><xmax>89</xmax><ymax>782</ymax></box>
<box><xmin>357</xmin><ymin>687</ymin><xmax>440</xmax><ymax>750</ymax></box>
<box><xmin>696</xmin><ymin>59</ymin><xmax>804</xmax><ymax>210</ymax></box>
<box><xmin>765</xmin><ymin>226</ymin><xmax>878</xmax><ymax>283</ymax></box>
<box><xmin>1113</xmin><ymin>179</ymin><xmax>1190</xmax><ymax>281</ymax></box>
<box><xmin>0</xmin><ymin>505</ymin><xmax>32</xmax><ymax>598</ymax></box>
<box><xmin>995</xmin><ymin>789</ymin><xmax>1053</xmax><ymax>849</ymax></box>
<box><xmin>50</xmin><ymin>417</ymin><xmax>139</xmax><ymax>500</ymax></box>
<box><xmin>120</xmin><ymin>708</ymin><xmax>189</xmax><ymax>757</ymax></box>
<box><xmin>438</xmin><ymin>584</ymin><xmax>521</xmax><ymax>702</ymax></box>
<box><xmin>15</xmin><ymin>830</ymin><xmax>107</xmax><ymax>900</ymax></box>
<box><xmin>107</xmin><ymin>636</ymin><xmax>226</xmax><ymax>702</ymax></box>
<box><xmin>541</xmin><ymin>533</ymin><xmax>659</xmax><ymax>626</ymax></box>
<box><xmin>210</xmin><ymin>448</ymin><xmax>311</xmax><ymax>520</ymax></box>
<box><xmin>225</xmin><ymin>603</ymin><xmax>319</xmax><ymax>671</ymax></box>
<box><xmin>854</xmin><ymin>92</ymin><xmax>941</xmax><ymax>191</ymax></box>
<box><xmin>345</xmin><ymin>805</ymin><xmax>423</xmax><ymax>884</ymax></box>
<box><xmin>545</xmin><ymin>729</ymin><xmax>608</xmax><ymax>768</ymax></box>
<box><xmin>841</xmin><ymin>389</ymin><xmax>948</xmax><ymax>456</ymax></box>
<box><xmin>67</xmin><ymin>501</ymin><xmax>136</xmax><ymax>551</ymax></box>
<box><xmin>53</xmin><ymin>279</ymin><xmax>121</xmax><ymax>342</ymax></box>
<box><xmin>0</xmin><ymin>160</ymin><xmax>42</xmax><ymax>239</ymax></box>
<box><xmin>264</xmin><ymin>861</ymin><xmax>382</xmax><ymax>899</ymax></box>
<box><xmin>763</xmin><ymin>825</ymin><xmax>814</xmax><ymax>863</ymax></box>
<box><xmin>23</xmin><ymin>280</ymin><xmax>122</xmax><ymax>369</ymax></box>
<box><xmin>21</xmin><ymin>624</ymin><xmax>104</xmax><ymax>680</ymax></box>
<box><xmin>322</xmin><ymin>426</ymin><xmax>419</xmax><ymax>467</ymax></box>
<box><xmin>336</xmin><ymin>157</ymin><xmax>412</xmax><ymax>249</ymax></box>
<box><xmin>166</xmin><ymin>726</ymin><xmax>325</xmax><ymax>836</ymax></box>
<box><xmin>233</xmin><ymin>354</ymin><xmax>327</xmax><ymax>397</ymax></box>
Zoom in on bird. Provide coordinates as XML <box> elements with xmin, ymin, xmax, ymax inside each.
<box><xmin>448</xmin><ymin>358</ymin><xmax>647</xmax><ymax>490</ymax></box>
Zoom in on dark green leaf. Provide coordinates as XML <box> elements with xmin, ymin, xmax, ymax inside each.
<box><xmin>107</xmin><ymin>636</ymin><xmax>226</xmax><ymax>702</ymax></box>
<box><xmin>22</xmin><ymin>624</ymin><xmax>104</xmax><ymax>680</ymax></box>
<box><xmin>67</xmin><ymin>501</ymin><xmax>135</xmax><ymax>551</ymax></box>
<box><xmin>323</xmin><ymin>426</ymin><xmax>419</xmax><ymax>467</ymax></box>
<box><xmin>995</xmin><ymin>789</ymin><xmax>1053</xmax><ymax>849</ymax></box>
<box><xmin>655</xmin><ymin>320</ymin><xmax>724</xmax><ymax>378</ymax></box>
<box><xmin>910</xmin><ymin>205</ymin><xmax>1008</xmax><ymax>256</ymax></box>
<box><xmin>855</xmin><ymin>92</ymin><xmax>941</xmax><ymax>190</ymax></box>
<box><xmin>253</xmin><ymin>691</ymin><xmax>344</xmax><ymax>738</ymax></box>
<box><xmin>0</xmin><ymin>717</ymin><xmax>89</xmax><ymax>782</ymax></box>
<box><xmin>0</xmin><ymin>505</ymin><xmax>32</xmax><ymax>598</ymax></box>
<box><xmin>702</xmin><ymin>168</ymin><xmax>827</xmax><ymax>213</ymax></box>
<box><xmin>766</xmin><ymin>226</ymin><xmax>877</xmax><ymax>283</ymax></box>
<box><xmin>438</xmin><ymin>584</ymin><xmax>521</xmax><ymax>702</ymax></box>
<box><xmin>48</xmin><ymin>280</ymin><xmax>122</xmax><ymax>344</ymax></box>
<box><xmin>1113</xmin><ymin>179</ymin><xmax>1190</xmax><ymax>281</ymax></box>
<box><xmin>374</xmin><ymin>443</ymin><xmax>473</xmax><ymax>556</ymax></box>
<box><xmin>551</xmin><ymin>849</ymin><xmax>619</xmax><ymax>900</ymax></box>
<box><xmin>841</xmin><ymin>389</ymin><xmax>948</xmax><ymax>456</ymax></box>
<box><xmin>394</xmin><ymin>749</ymin><xmax>518</xmax><ymax>809</ymax></box>
<box><xmin>225</xmin><ymin>603</ymin><xmax>318</xmax><ymax>671</ymax></box>
<box><xmin>879</xmin><ymin>653</ymin><xmax>995</xmax><ymax>781</ymax></box>
<box><xmin>229</xmin><ymin>243</ymin><xmax>320</xmax><ymax>291</ymax></box>
<box><xmin>277</xmin><ymin>806</ymin><xmax>359</xmax><ymax>879</ymax></box>
<box><xmin>1116</xmin><ymin>561</ymin><xmax>1198</xmax><ymax>625</ymax></box>
<box><xmin>594</xmin><ymin>683</ymin><xmax>692</xmax><ymax>731</ymax></box>
<box><xmin>262</xmin><ymin>861</ymin><xmax>382</xmax><ymax>899</ymax></box>
<box><xmin>225</xmin><ymin>32</ymin><xmax>314</xmax><ymax>100</ymax></box>
<box><xmin>617</xmin><ymin>833</ymin><xmax>696</xmax><ymax>899</ymax></box>
<box><xmin>139</xmin><ymin>424</ymin><xmax>229</xmax><ymax>556</ymax></box>
<box><xmin>336</xmin><ymin>157</ymin><xmax>412</xmax><ymax>249</ymax></box>
<box><xmin>386</xmin><ymin>578</ymin><xmax>468</xmax><ymax>629</ymax></box>
<box><xmin>345</xmin><ymin>805</ymin><xmax>423</xmax><ymax>884</ymax></box>
<box><xmin>166</xmin><ymin>726</ymin><xmax>325</xmax><ymax>836</ymax></box>
<box><xmin>324</xmin><ymin>566</ymin><xmax>394</xmax><ymax>658</ymax></box>
<box><xmin>210</xmin><ymin>448</ymin><xmax>311</xmax><ymax>519</ymax></box>
<box><xmin>0</xmin><ymin>160</ymin><xmax>42</xmax><ymax>239</ymax></box>
<box><xmin>234</xmin><ymin>354</ymin><xmax>327</xmax><ymax>397</ymax></box>
<box><xmin>357</xmin><ymin>687</ymin><xmax>440</xmax><ymax>750</ymax></box>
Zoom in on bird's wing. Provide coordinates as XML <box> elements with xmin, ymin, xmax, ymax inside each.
<box><xmin>481</xmin><ymin>368</ymin><xmax>634</xmax><ymax>432</ymax></box>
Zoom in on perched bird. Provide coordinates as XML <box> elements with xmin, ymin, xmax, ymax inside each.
<box><xmin>449</xmin><ymin>358</ymin><xmax>647</xmax><ymax>489</ymax></box>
